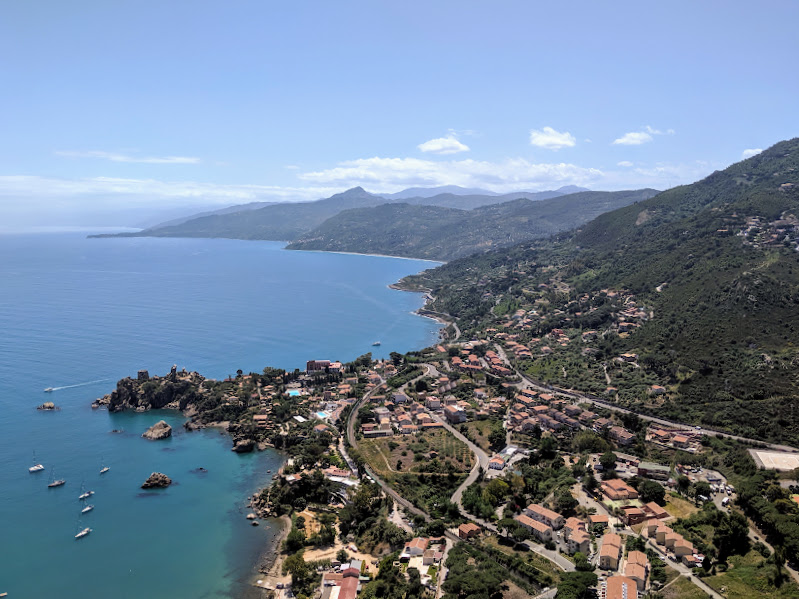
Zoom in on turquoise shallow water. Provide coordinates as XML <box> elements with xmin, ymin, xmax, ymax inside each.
<box><xmin>0</xmin><ymin>234</ymin><xmax>441</xmax><ymax>598</ymax></box>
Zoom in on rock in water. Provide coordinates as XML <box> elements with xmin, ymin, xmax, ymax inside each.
<box><xmin>141</xmin><ymin>472</ymin><xmax>172</xmax><ymax>489</ymax></box>
<box><xmin>232</xmin><ymin>439</ymin><xmax>256</xmax><ymax>453</ymax></box>
<box><xmin>142</xmin><ymin>420</ymin><xmax>173</xmax><ymax>440</ymax></box>
<box><xmin>37</xmin><ymin>401</ymin><xmax>58</xmax><ymax>410</ymax></box>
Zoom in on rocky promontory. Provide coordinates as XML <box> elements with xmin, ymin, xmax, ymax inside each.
<box><xmin>141</xmin><ymin>472</ymin><xmax>172</xmax><ymax>489</ymax></box>
<box><xmin>92</xmin><ymin>365</ymin><xmax>205</xmax><ymax>413</ymax></box>
<box><xmin>142</xmin><ymin>420</ymin><xmax>173</xmax><ymax>440</ymax></box>
<box><xmin>231</xmin><ymin>438</ymin><xmax>255</xmax><ymax>453</ymax></box>
<box><xmin>91</xmin><ymin>366</ymin><xmax>289</xmax><ymax>453</ymax></box>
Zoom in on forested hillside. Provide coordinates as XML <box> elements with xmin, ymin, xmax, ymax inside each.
<box><xmin>402</xmin><ymin>138</ymin><xmax>799</xmax><ymax>444</ymax></box>
<box><xmin>287</xmin><ymin>189</ymin><xmax>658</xmax><ymax>261</ymax></box>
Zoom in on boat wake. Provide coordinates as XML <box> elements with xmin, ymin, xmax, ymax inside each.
<box><xmin>46</xmin><ymin>379</ymin><xmax>111</xmax><ymax>392</ymax></box>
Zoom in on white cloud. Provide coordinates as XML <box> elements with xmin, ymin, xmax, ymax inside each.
<box><xmin>56</xmin><ymin>150</ymin><xmax>201</xmax><ymax>164</ymax></box>
<box><xmin>741</xmin><ymin>148</ymin><xmax>763</xmax><ymax>159</ymax></box>
<box><xmin>529</xmin><ymin>127</ymin><xmax>576</xmax><ymax>150</ymax></box>
<box><xmin>613</xmin><ymin>125</ymin><xmax>675</xmax><ymax>146</ymax></box>
<box><xmin>644</xmin><ymin>125</ymin><xmax>675</xmax><ymax>135</ymax></box>
<box><xmin>299</xmin><ymin>156</ymin><xmax>602</xmax><ymax>192</ymax></box>
<box><xmin>417</xmin><ymin>134</ymin><xmax>470</xmax><ymax>155</ymax></box>
<box><xmin>613</xmin><ymin>131</ymin><xmax>653</xmax><ymax>146</ymax></box>
<box><xmin>617</xmin><ymin>161</ymin><xmax>634</xmax><ymax>167</ymax></box>
<box><xmin>0</xmin><ymin>175</ymin><xmax>334</xmax><ymax>204</ymax></box>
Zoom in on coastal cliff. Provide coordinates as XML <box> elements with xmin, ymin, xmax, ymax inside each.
<box><xmin>93</xmin><ymin>366</ymin><xmax>205</xmax><ymax>413</ymax></box>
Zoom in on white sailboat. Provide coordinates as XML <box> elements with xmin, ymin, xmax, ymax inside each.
<box><xmin>81</xmin><ymin>504</ymin><xmax>95</xmax><ymax>514</ymax></box>
<box><xmin>100</xmin><ymin>456</ymin><xmax>110</xmax><ymax>475</ymax></box>
<box><xmin>29</xmin><ymin>451</ymin><xmax>44</xmax><ymax>473</ymax></box>
<box><xmin>74</xmin><ymin>524</ymin><xmax>92</xmax><ymax>539</ymax></box>
<box><xmin>78</xmin><ymin>481</ymin><xmax>94</xmax><ymax>501</ymax></box>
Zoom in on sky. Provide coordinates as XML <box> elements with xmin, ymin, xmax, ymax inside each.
<box><xmin>1</xmin><ymin>1</ymin><xmax>797</xmax><ymax>227</ymax></box>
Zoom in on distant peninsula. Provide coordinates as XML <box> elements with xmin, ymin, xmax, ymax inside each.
<box><xmin>88</xmin><ymin>186</ymin><xmax>658</xmax><ymax>261</ymax></box>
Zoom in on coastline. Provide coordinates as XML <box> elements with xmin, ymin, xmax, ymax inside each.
<box><xmin>285</xmin><ymin>246</ymin><xmax>445</xmax><ymax>265</ymax></box>
<box><xmin>249</xmin><ymin>515</ymin><xmax>292</xmax><ymax>594</ymax></box>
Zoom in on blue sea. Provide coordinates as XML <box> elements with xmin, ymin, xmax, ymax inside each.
<box><xmin>0</xmin><ymin>233</ymin><xmax>441</xmax><ymax>598</ymax></box>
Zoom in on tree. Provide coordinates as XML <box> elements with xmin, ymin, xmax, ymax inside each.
<box><xmin>283</xmin><ymin>550</ymin><xmax>312</xmax><ymax>583</ymax></box>
<box><xmin>556</xmin><ymin>489</ymin><xmax>579</xmax><ymax>518</ymax></box>
<box><xmin>488</xmin><ymin>426</ymin><xmax>506</xmax><ymax>451</ymax></box>
<box><xmin>336</xmin><ymin>549</ymin><xmax>350</xmax><ymax>563</ymax></box>
<box><xmin>540</xmin><ymin>436</ymin><xmax>558</xmax><ymax>460</ymax></box>
<box><xmin>584</xmin><ymin>472</ymin><xmax>598</xmax><ymax>492</ymax></box>
<box><xmin>574</xmin><ymin>552</ymin><xmax>593</xmax><ymax>572</ymax></box>
<box><xmin>694</xmin><ymin>481</ymin><xmax>712</xmax><ymax>499</ymax></box>
<box><xmin>677</xmin><ymin>475</ymin><xmax>691</xmax><ymax>495</ymax></box>
<box><xmin>637</xmin><ymin>479</ymin><xmax>666</xmax><ymax>505</ymax></box>
<box><xmin>715</xmin><ymin>512</ymin><xmax>750</xmax><ymax>561</ymax></box>
<box><xmin>285</xmin><ymin>527</ymin><xmax>306</xmax><ymax>552</ymax></box>
<box><xmin>295</xmin><ymin>515</ymin><xmax>306</xmax><ymax>529</ymax></box>
<box><xmin>599</xmin><ymin>451</ymin><xmax>617</xmax><ymax>471</ymax></box>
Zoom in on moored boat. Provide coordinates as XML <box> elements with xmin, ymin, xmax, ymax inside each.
<box><xmin>48</xmin><ymin>468</ymin><xmax>65</xmax><ymax>487</ymax></box>
<box><xmin>81</xmin><ymin>504</ymin><xmax>94</xmax><ymax>514</ymax></box>
<box><xmin>75</xmin><ymin>527</ymin><xmax>92</xmax><ymax>540</ymax></box>
<box><xmin>29</xmin><ymin>451</ymin><xmax>44</xmax><ymax>473</ymax></box>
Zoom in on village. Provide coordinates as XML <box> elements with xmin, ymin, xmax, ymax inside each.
<box><xmin>229</xmin><ymin>325</ymin><xmax>773</xmax><ymax>599</ymax></box>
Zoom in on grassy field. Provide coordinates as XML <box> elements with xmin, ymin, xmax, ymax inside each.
<box><xmin>461</xmin><ymin>419</ymin><xmax>496</xmax><ymax>452</ymax></box>
<box><xmin>359</xmin><ymin>429</ymin><xmax>473</xmax><ymax>476</ymax></box>
<box><xmin>661</xmin><ymin>575</ymin><xmax>711</xmax><ymax>599</ymax></box>
<box><xmin>664</xmin><ymin>493</ymin><xmax>699</xmax><ymax>519</ymax></box>
<box><xmin>359</xmin><ymin>429</ymin><xmax>472</xmax><ymax>517</ymax></box>
<box><xmin>703</xmin><ymin>551</ymin><xmax>799</xmax><ymax>599</ymax></box>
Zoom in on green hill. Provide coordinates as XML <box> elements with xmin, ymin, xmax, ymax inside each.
<box><xmin>286</xmin><ymin>189</ymin><xmax>658</xmax><ymax>261</ymax></box>
<box><xmin>90</xmin><ymin>187</ymin><xmax>385</xmax><ymax>241</ymax></box>
<box><xmin>403</xmin><ymin>138</ymin><xmax>799</xmax><ymax>445</ymax></box>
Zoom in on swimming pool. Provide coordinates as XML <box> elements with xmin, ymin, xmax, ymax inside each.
<box><xmin>287</xmin><ymin>389</ymin><xmax>301</xmax><ymax>397</ymax></box>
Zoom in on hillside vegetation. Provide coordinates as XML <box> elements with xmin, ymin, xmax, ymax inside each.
<box><xmin>287</xmin><ymin>189</ymin><xmax>658</xmax><ymax>261</ymax></box>
<box><xmin>402</xmin><ymin>138</ymin><xmax>799</xmax><ymax>445</ymax></box>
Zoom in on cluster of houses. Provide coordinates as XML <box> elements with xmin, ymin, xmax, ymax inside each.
<box><xmin>641</xmin><ymin>520</ymin><xmax>701</xmax><ymax>567</ymax></box>
<box><xmin>597</xmin><ymin>478</ymin><xmax>671</xmax><ymax>526</ymax></box>
<box><xmin>599</xmin><ymin>527</ymin><xmax>669</xmax><ymax>597</ymax></box>
<box><xmin>598</xmin><ymin>535</ymin><xmax>651</xmax><ymax>597</ymax></box>
<box><xmin>739</xmin><ymin>212</ymin><xmax>799</xmax><ymax>251</ymax></box>
<box><xmin>646</xmin><ymin>426</ymin><xmax>702</xmax><ymax>453</ymax></box>
<box><xmin>320</xmin><ymin>559</ymin><xmax>367</xmax><ymax>599</ymax></box>
<box><xmin>511</xmin><ymin>504</ymin><xmax>594</xmax><ymax>556</ymax></box>
<box><xmin>399</xmin><ymin>536</ymin><xmax>445</xmax><ymax>589</ymax></box>
<box><xmin>504</xmin><ymin>388</ymin><xmax>637</xmax><ymax>449</ymax></box>
<box><xmin>360</xmin><ymin>401</ymin><xmax>444</xmax><ymax>438</ymax></box>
